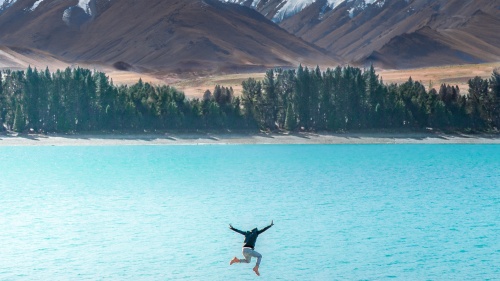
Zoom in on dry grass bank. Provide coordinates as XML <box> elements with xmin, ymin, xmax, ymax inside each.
<box><xmin>170</xmin><ymin>62</ymin><xmax>500</xmax><ymax>98</ymax></box>
<box><xmin>377</xmin><ymin>62</ymin><xmax>500</xmax><ymax>91</ymax></box>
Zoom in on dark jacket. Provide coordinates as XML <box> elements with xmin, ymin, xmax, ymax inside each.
<box><xmin>230</xmin><ymin>224</ymin><xmax>273</xmax><ymax>249</ymax></box>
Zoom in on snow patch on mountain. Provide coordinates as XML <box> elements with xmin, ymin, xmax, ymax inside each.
<box><xmin>273</xmin><ymin>0</ymin><xmax>314</xmax><ymax>22</ymax></box>
<box><xmin>223</xmin><ymin>0</ymin><xmax>263</xmax><ymax>8</ymax></box>
<box><xmin>346</xmin><ymin>0</ymin><xmax>381</xmax><ymax>18</ymax></box>
<box><xmin>0</xmin><ymin>0</ymin><xmax>17</xmax><ymax>12</ymax></box>
<box><xmin>6</xmin><ymin>0</ymin><xmax>384</xmax><ymax>20</ymax></box>
<box><xmin>30</xmin><ymin>0</ymin><xmax>44</xmax><ymax>11</ymax></box>
<box><xmin>77</xmin><ymin>0</ymin><xmax>93</xmax><ymax>15</ymax></box>
<box><xmin>0</xmin><ymin>0</ymin><xmax>16</xmax><ymax>7</ymax></box>
<box><xmin>221</xmin><ymin>0</ymin><xmax>383</xmax><ymax>22</ymax></box>
<box><xmin>274</xmin><ymin>0</ymin><xmax>380</xmax><ymax>21</ymax></box>
<box><xmin>27</xmin><ymin>0</ymin><xmax>92</xmax><ymax>15</ymax></box>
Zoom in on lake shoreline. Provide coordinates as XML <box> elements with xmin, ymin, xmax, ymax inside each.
<box><xmin>1</xmin><ymin>131</ymin><xmax>500</xmax><ymax>146</ymax></box>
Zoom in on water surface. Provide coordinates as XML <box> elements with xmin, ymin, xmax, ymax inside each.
<box><xmin>1</xmin><ymin>145</ymin><xmax>499</xmax><ymax>280</ymax></box>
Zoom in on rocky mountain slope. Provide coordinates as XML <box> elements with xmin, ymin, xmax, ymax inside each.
<box><xmin>280</xmin><ymin>0</ymin><xmax>500</xmax><ymax>68</ymax></box>
<box><xmin>224</xmin><ymin>0</ymin><xmax>500</xmax><ymax>69</ymax></box>
<box><xmin>0</xmin><ymin>0</ymin><xmax>338</xmax><ymax>75</ymax></box>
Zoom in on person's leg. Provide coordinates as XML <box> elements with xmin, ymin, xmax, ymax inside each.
<box><xmin>240</xmin><ymin>248</ymin><xmax>252</xmax><ymax>263</ymax></box>
<box><xmin>242</xmin><ymin>249</ymin><xmax>262</xmax><ymax>265</ymax></box>
<box><xmin>245</xmin><ymin>249</ymin><xmax>262</xmax><ymax>276</ymax></box>
<box><xmin>230</xmin><ymin>248</ymin><xmax>252</xmax><ymax>265</ymax></box>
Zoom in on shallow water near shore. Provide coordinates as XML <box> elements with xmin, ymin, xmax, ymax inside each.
<box><xmin>1</xmin><ymin>145</ymin><xmax>499</xmax><ymax>280</ymax></box>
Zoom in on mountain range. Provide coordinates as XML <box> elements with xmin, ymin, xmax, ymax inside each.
<box><xmin>280</xmin><ymin>0</ymin><xmax>500</xmax><ymax>68</ymax></box>
<box><xmin>0</xmin><ymin>0</ymin><xmax>499</xmax><ymax>75</ymax></box>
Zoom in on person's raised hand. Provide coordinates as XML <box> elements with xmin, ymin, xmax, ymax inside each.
<box><xmin>271</xmin><ymin>220</ymin><xmax>274</xmax><ymax>226</ymax></box>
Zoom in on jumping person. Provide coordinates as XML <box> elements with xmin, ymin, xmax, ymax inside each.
<box><xmin>229</xmin><ymin>220</ymin><xmax>274</xmax><ymax>276</ymax></box>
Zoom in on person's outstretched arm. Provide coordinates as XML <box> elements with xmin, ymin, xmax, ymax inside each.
<box><xmin>258</xmin><ymin>220</ymin><xmax>274</xmax><ymax>234</ymax></box>
<box><xmin>229</xmin><ymin>224</ymin><xmax>246</xmax><ymax>235</ymax></box>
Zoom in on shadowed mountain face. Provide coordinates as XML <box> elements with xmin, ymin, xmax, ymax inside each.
<box><xmin>0</xmin><ymin>0</ymin><xmax>338</xmax><ymax>75</ymax></box>
<box><xmin>279</xmin><ymin>0</ymin><xmax>500</xmax><ymax>68</ymax></box>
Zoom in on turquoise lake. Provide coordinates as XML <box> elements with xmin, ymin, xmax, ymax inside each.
<box><xmin>0</xmin><ymin>145</ymin><xmax>499</xmax><ymax>280</ymax></box>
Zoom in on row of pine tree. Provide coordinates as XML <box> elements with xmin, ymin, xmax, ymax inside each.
<box><xmin>242</xmin><ymin>65</ymin><xmax>500</xmax><ymax>131</ymax></box>
<box><xmin>0</xmin><ymin>65</ymin><xmax>499</xmax><ymax>133</ymax></box>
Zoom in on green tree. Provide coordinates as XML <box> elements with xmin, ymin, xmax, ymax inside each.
<box><xmin>203</xmin><ymin>89</ymin><xmax>212</xmax><ymax>102</ymax></box>
<box><xmin>241</xmin><ymin>78</ymin><xmax>262</xmax><ymax>128</ymax></box>
<box><xmin>275</xmin><ymin>69</ymin><xmax>295</xmax><ymax>129</ymax></box>
<box><xmin>306</xmin><ymin>66</ymin><xmax>322</xmax><ymax>130</ymax></box>
<box><xmin>213</xmin><ymin>85</ymin><xmax>223</xmax><ymax>104</ymax></box>
<box><xmin>13</xmin><ymin>104</ymin><xmax>25</xmax><ymax>132</ymax></box>
<box><xmin>0</xmin><ymin>72</ymin><xmax>4</xmax><ymax>130</ymax></box>
<box><xmin>284</xmin><ymin>102</ymin><xmax>297</xmax><ymax>131</ymax></box>
<box><xmin>384</xmin><ymin>84</ymin><xmax>407</xmax><ymax>128</ymax></box>
<box><xmin>488</xmin><ymin>70</ymin><xmax>500</xmax><ymax>128</ymax></box>
<box><xmin>467</xmin><ymin>76</ymin><xmax>489</xmax><ymax>129</ymax></box>
<box><xmin>262</xmin><ymin>69</ymin><xmax>278</xmax><ymax>130</ymax></box>
<box><xmin>24</xmin><ymin>66</ymin><xmax>41</xmax><ymax>131</ymax></box>
<box><xmin>318</xmin><ymin>68</ymin><xmax>332</xmax><ymax>130</ymax></box>
<box><xmin>294</xmin><ymin>65</ymin><xmax>311</xmax><ymax>130</ymax></box>
<box><xmin>364</xmin><ymin>65</ymin><xmax>385</xmax><ymax>128</ymax></box>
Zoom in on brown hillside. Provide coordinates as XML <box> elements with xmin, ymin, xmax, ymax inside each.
<box><xmin>280</xmin><ymin>0</ymin><xmax>500</xmax><ymax>68</ymax></box>
<box><xmin>366</xmin><ymin>10</ymin><xmax>500</xmax><ymax>68</ymax></box>
<box><xmin>0</xmin><ymin>0</ymin><xmax>339</xmax><ymax>75</ymax></box>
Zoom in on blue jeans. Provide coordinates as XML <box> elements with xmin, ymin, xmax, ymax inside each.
<box><xmin>240</xmin><ymin>247</ymin><xmax>262</xmax><ymax>266</ymax></box>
